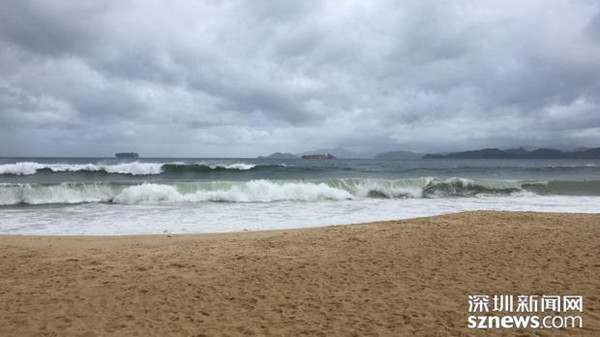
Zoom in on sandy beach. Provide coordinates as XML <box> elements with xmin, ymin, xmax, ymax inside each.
<box><xmin>0</xmin><ymin>211</ymin><xmax>598</xmax><ymax>336</ymax></box>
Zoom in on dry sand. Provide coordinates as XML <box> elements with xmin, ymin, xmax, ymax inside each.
<box><xmin>0</xmin><ymin>211</ymin><xmax>598</xmax><ymax>336</ymax></box>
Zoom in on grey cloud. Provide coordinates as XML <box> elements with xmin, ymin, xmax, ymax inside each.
<box><xmin>0</xmin><ymin>2</ymin><xmax>109</xmax><ymax>57</ymax></box>
<box><xmin>0</xmin><ymin>0</ymin><xmax>599</xmax><ymax>157</ymax></box>
<box><xmin>586</xmin><ymin>10</ymin><xmax>600</xmax><ymax>43</ymax></box>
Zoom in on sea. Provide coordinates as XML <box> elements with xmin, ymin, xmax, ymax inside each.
<box><xmin>1</xmin><ymin>157</ymin><xmax>599</xmax><ymax>235</ymax></box>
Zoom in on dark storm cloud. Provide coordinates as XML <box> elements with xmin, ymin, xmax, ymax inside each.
<box><xmin>0</xmin><ymin>2</ymin><xmax>108</xmax><ymax>56</ymax></box>
<box><xmin>0</xmin><ymin>0</ymin><xmax>599</xmax><ymax>157</ymax></box>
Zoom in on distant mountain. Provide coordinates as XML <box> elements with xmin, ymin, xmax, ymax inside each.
<box><xmin>375</xmin><ymin>150</ymin><xmax>422</xmax><ymax>160</ymax></box>
<box><xmin>528</xmin><ymin>148</ymin><xmax>567</xmax><ymax>159</ymax></box>
<box><xmin>257</xmin><ymin>152</ymin><xmax>297</xmax><ymax>159</ymax></box>
<box><xmin>424</xmin><ymin>148</ymin><xmax>513</xmax><ymax>159</ymax></box>
<box><xmin>423</xmin><ymin>147</ymin><xmax>600</xmax><ymax>159</ymax></box>
<box><xmin>298</xmin><ymin>147</ymin><xmax>374</xmax><ymax>159</ymax></box>
<box><xmin>576</xmin><ymin>147</ymin><xmax>600</xmax><ymax>159</ymax></box>
<box><xmin>504</xmin><ymin>147</ymin><xmax>530</xmax><ymax>156</ymax></box>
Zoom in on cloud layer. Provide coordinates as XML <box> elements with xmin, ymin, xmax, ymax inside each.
<box><xmin>1</xmin><ymin>0</ymin><xmax>599</xmax><ymax>157</ymax></box>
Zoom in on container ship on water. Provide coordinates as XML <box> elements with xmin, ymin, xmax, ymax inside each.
<box><xmin>115</xmin><ymin>152</ymin><xmax>139</xmax><ymax>159</ymax></box>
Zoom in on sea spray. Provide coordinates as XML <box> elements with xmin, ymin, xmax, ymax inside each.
<box><xmin>1</xmin><ymin>178</ymin><xmax>589</xmax><ymax>206</ymax></box>
<box><xmin>0</xmin><ymin>161</ymin><xmax>287</xmax><ymax>176</ymax></box>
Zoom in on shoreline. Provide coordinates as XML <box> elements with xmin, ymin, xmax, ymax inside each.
<box><xmin>1</xmin><ymin>211</ymin><xmax>599</xmax><ymax>335</ymax></box>
<box><xmin>0</xmin><ymin>211</ymin><xmax>455</xmax><ymax>240</ymax></box>
<box><xmin>2</xmin><ymin>209</ymin><xmax>599</xmax><ymax>238</ymax></box>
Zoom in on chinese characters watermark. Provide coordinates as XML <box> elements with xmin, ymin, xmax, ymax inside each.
<box><xmin>467</xmin><ymin>294</ymin><xmax>583</xmax><ymax>329</ymax></box>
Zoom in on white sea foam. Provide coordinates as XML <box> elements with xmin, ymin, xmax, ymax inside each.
<box><xmin>0</xmin><ymin>178</ymin><xmax>542</xmax><ymax>206</ymax></box>
<box><xmin>0</xmin><ymin>161</ymin><xmax>274</xmax><ymax>175</ymax></box>
<box><xmin>113</xmin><ymin>184</ymin><xmax>185</xmax><ymax>203</ymax></box>
<box><xmin>2</xmin><ymin>194</ymin><xmax>599</xmax><ymax>235</ymax></box>
<box><xmin>219</xmin><ymin>163</ymin><xmax>256</xmax><ymax>170</ymax></box>
<box><xmin>101</xmin><ymin>162</ymin><xmax>164</xmax><ymax>175</ymax></box>
<box><xmin>0</xmin><ymin>183</ymin><xmax>115</xmax><ymax>205</ymax></box>
<box><xmin>194</xmin><ymin>162</ymin><xmax>283</xmax><ymax>170</ymax></box>
<box><xmin>349</xmin><ymin>177</ymin><xmax>431</xmax><ymax>198</ymax></box>
<box><xmin>0</xmin><ymin>180</ymin><xmax>359</xmax><ymax>205</ymax></box>
<box><xmin>0</xmin><ymin>161</ymin><xmax>164</xmax><ymax>175</ymax></box>
<box><xmin>113</xmin><ymin>181</ymin><xmax>353</xmax><ymax>204</ymax></box>
<box><xmin>0</xmin><ymin>162</ymin><xmax>44</xmax><ymax>175</ymax></box>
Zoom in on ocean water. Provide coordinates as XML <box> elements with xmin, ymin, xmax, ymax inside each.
<box><xmin>0</xmin><ymin>157</ymin><xmax>599</xmax><ymax>235</ymax></box>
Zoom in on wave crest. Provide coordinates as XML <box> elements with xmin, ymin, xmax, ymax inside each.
<box><xmin>0</xmin><ymin>178</ymin><xmax>569</xmax><ymax>206</ymax></box>
<box><xmin>0</xmin><ymin>162</ymin><xmax>283</xmax><ymax>176</ymax></box>
<box><xmin>114</xmin><ymin>181</ymin><xmax>353</xmax><ymax>204</ymax></box>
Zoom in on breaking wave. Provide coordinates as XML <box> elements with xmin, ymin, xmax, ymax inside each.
<box><xmin>2</xmin><ymin>161</ymin><xmax>598</xmax><ymax>178</ymax></box>
<box><xmin>0</xmin><ymin>162</ymin><xmax>285</xmax><ymax>176</ymax></box>
<box><xmin>1</xmin><ymin>178</ymin><xmax>598</xmax><ymax>206</ymax></box>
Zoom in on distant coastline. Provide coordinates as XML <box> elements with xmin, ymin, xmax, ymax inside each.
<box><xmin>423</xmin><ymin>147</ymin><xmax>600</xmax><ymax>159</ymax></box>
<box><xmin>257</xmin><ymin>147</ymin><xmax>600</xmax><ymax>160</ymax></box>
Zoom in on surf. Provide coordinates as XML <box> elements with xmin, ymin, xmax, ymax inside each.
<box><xmin>0</xmin><ymin>161</ymin><xmax>287</xmax><ymax>176</ymax></box>
<box><xmin>2</xmin><ymin>178</ymin><xmax>598</xmax><ymax>206</ymax></box>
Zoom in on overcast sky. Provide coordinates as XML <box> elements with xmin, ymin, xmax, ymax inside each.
<box><xmin>1</xmin><ymin>0</ymin><xmax>599</xmax><ymax>157</ymax></box>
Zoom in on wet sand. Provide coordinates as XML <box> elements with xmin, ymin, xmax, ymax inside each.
<box><xmin>0</xmin><ymin>211</ymin><xmax>598</xmax><ymax>336</ymax></box>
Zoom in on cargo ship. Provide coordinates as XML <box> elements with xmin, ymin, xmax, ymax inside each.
<box><xmin>301</xmin><ymin>152</ymin><xmax>335</xmax><ymax>159</ymax></box>
<box><xmin>115</xmin><ymin>152</ymin><xmax>139</xmax><ymax>159</ymax></box>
